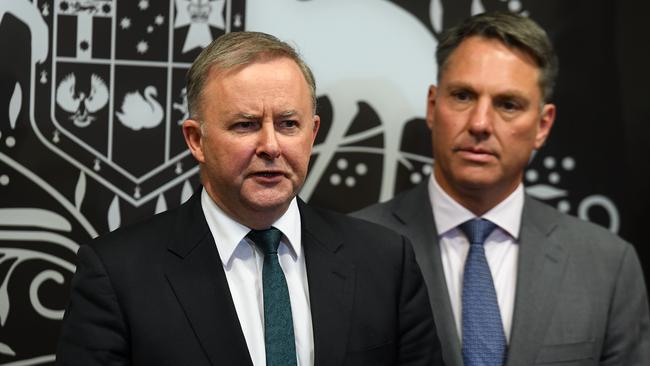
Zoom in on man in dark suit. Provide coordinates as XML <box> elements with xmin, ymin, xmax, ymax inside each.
<box><xmin>56</xmin><ymin>31</ymin><xmax>442</xmax><ymax>365</ymax></box>
<box><xmin>355</xmin><ymin>12</ymin><xmax>650</xmax><ymax>366</ymax></box>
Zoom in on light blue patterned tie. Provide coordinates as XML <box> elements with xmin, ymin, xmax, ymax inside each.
<box><xmin>247</xmin><ymin>227</ymin><xmax>297</xmax><ymax>366</ymax></box>
<box><xmin>460</xmin><ymin>218</ymin><xmax>507</xmax><ymax>366</ymax></box>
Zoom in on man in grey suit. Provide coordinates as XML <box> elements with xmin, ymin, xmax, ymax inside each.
<box><xmin>355</xmin><ymin>11</ymin><xmax>650</xmax><ymax>366</ymax></box>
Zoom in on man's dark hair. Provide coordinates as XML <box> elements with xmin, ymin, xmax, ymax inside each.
<box><xmin>436</xmin><ymin>12</ymin><xmax>558</xmax><ymax>102</ymax></box>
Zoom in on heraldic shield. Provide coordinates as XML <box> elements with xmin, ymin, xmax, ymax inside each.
<box><xmin>32</xmin><ymin>0</ymin><xmax>245</xmax><ymax>207</ymax></box>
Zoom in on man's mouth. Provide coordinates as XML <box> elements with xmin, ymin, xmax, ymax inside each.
<box><xmin>250</xmin><ymin>171</ymin><xmax>286</xmax><ymax>182</ymax></box>
<box><xmin>254</xmin><ymin>172</ymin><xmax>282</xmax><ymax>177</ymax></box>
<box><xmin>454</xmin><ymin>146</ymin><xmax>497</xmax><ymax>162</ymax></box>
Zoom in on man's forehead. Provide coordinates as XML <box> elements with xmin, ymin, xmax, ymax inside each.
<box><xmin>201</xmin><ymin>55</ymin><xmax>315</xmax><ymax>114</ymax></box>
<box><xmin>208</xmin><ymin>54</ymin><xmax>300</xmax><ymax>78</ymax></box>
<box><xmin>444</xmin><ymin>36</ymin><xmax>539</xmax><ymax>72</ymax></box>
<box><xmin>440</xmin><ymin>36</ymin><xmax>542</xmax><ymax>95</ymax></box>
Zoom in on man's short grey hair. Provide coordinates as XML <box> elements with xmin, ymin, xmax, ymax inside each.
<box><xmin>436</xmin><ymin>12</ymin><xmax>559</xmax><ymax>102</ymax></box>
<box><xmin>186</xmin><ymin>31</ymin><xmax>317</xmax><ymax>119</ymax></box>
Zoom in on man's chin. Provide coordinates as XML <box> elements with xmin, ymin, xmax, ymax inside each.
<box><xmin>454</xmin><ymin>174</ymin><xmax>501</xmax><ymax>192</ymax></box>
<box><xmin>242</xmin><ymin>191</ymin><xmax>294</xmax><ymax>214</ymax></box>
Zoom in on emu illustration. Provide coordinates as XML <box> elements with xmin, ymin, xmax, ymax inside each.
<box><xmin>246</xmin><ymin>0</ymin><xmax>439</xmax><ymax>201</ymax></box>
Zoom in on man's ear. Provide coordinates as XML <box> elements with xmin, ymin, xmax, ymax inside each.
<box><xmin>311</xmin><ymin>115</ymin><xmax>320</xmax><ymax>146</ymax></box>
<box><xmin>426</xmin><ymin>85</ymin><xmax>437</xmax><ymax>130</ymax></box>
<box><xmin>182</xmin><ymin>119</ymin><xmax>205</xmax><ymax>163</ymax></box>
<box><xmin>534</xmin><ymin>103</ymin><xmax>556</xmax><ymax>149</ymax></box>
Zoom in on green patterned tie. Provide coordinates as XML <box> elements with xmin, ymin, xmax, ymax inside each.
<box><xmin>247</xmin><ymin>227</ymin><xmax>297</xmax><ymax>366</ymax></box>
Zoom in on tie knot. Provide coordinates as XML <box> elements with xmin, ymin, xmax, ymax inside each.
<box><xmin>247</xmin><ymin>227</ymin><xmax>283</xmax><ymax>255</ymax></box>
<box><xmin>459</xmin><ymin>218</ymin><xmax>497</xmax><ymax>245</ymax></box>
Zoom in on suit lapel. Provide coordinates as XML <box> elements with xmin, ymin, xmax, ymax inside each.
<box><xmin>393</xmin><ymin>182</ymin><xmax>463</xmax><ymax>366</ymax></box>
<box><xmin>299</xmin><ymin>201</ymin><xmax>355</xmax><ymax>366</ymax></box>
<box><xmin>164</xmin><ymin>192</ymin><xmax>252</xmax><ymax>366</ymax></box>
<box><xmin>506</xmin><ymin>197</ymin><xmax>569</xmax><ymax>366</ymax></box>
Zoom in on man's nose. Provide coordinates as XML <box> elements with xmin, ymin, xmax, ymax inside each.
<box><xmin>467</xmin><ymin>97</ymin><xmax>494</xmax><ymax>139</ymax></box>
<box><xmin>256</xmin><ymin>122</ymin><xmax>281</xmax><ymax>159</ymax></box>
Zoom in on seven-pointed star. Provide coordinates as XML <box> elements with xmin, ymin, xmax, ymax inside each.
<box><xmin>155</xmin><ymin>14</ymin><xmax>165</xmax><ymax>25</ymax></box>
<box><xmin>120</xmin><ymin>17</ymin><xmax>131</xmax><ymax>30</ymax></box>
<box><xmin>138</xmin><ymin>0</ymin><xmax>149</xmax><ymax>11</ymax></box>
<box><xmin>136</xmin><ymin>40</ymin><xmax>149</xmax><ymax>54</ymax></box>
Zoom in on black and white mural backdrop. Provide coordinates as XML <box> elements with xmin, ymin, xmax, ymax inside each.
<box><xmin>1</xmin><ymin>0</ymin><xmax>648</xmax><ymax>363</ymax></box>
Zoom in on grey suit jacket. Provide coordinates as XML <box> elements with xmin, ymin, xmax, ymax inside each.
<box><xmin>353</xmin><ymin>180</ymin><xmax>650</xmax><ymax>365</ymax></box>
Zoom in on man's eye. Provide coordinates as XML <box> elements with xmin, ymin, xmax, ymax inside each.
<box><xmin>279</xmin><ymin>120</ymin><xmax>298</xmax><ymax>129</ymax></box>
<box><xmin>499</xmin><ymin>100</ymin><xmax>521</xmax><ymax>112</ymax></box>
<box><xmin>451</xmin><ymin>91</ymin><xmax>472</xmax><ymax>102</ymax></box>
<box><xmin>233</xmin><ymin>121</ymin><xmax>257</xmax><ymax>130</ymax></box>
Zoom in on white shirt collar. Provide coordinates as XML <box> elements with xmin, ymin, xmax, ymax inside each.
<box><xmin>428</xmin><ymin>174</ymin><xmax>524</xmax><ymax>239</ymax></box>
<box><xmin>200</xmin><ymin>189</ymin><xmax>302</xmax><ymax>267</ymax></box>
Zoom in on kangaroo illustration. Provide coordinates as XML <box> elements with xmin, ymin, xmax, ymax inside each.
<box><xmin>1</xmin><ymin>0</ymin><xmax>49</xmax><ymax>131</ymax></box>
<box><xmin>0</xmin><ymin>0</ymin><xmax>48</xmax><ymax>66</ymax></box>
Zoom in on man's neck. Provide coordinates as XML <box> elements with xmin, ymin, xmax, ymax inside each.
<box><xmin>203</xmin><ymin>187</ymin><xmax>290</xmax><ymax>230</ymax></box>
<box><xmin>434</xmin><ymin>175</ymin><xmax>520</xmax><ymax>217</ymax></box>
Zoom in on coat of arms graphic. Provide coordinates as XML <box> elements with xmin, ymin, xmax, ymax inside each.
<box><xmin>32</xmin><ymin>0</ymin><xmax>244</xmax><ymax>207</ymax></box>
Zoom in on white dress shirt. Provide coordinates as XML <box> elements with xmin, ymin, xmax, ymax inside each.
<box><xmin>429</xmin><ymin>175</ymin><xmax>523</xmax><ymax>343</ymax></box>
<box><xmin>201</xmin><ymin>189</ymin><xmax>314</xmax><ymax>366</ymax></box>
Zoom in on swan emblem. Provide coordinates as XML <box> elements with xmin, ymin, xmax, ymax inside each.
<box><xmin>115</xmin><ymin>86</ymin><xmax>164</xmax><ymax>131</ymax></box>
<box><xmin>56</xmin><ymin>73</ymin><xmax>109</xmax><ymax>127</ymax></box>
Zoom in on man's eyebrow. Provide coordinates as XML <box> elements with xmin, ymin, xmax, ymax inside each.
<box><xmin>235</xmin><ymin>112</ymin><xmax>258</xmax><ymax>119</ymax></box>
<box><xmin>443</xmin><ymin>81</ymin><xmax>474</xmax><ymax>91</ymax></box>
<box><xmin>495</xmin><ymin>91</ymin><xmax>530</xmax><ymax>102</ymax></box>
<box><xmin>444</xmin><ymin>82</ymin><xmax>530</xmax><ymax>101</ymax></box>
<box><xmin>278</xmin><ymin>110</ymin><xmax>298</xmax><ymax>118</ymax></box>
<box><xmin>233</xmin><ymin>111</ymin><xmax>298</xmax><ymax>119</ymax></box>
